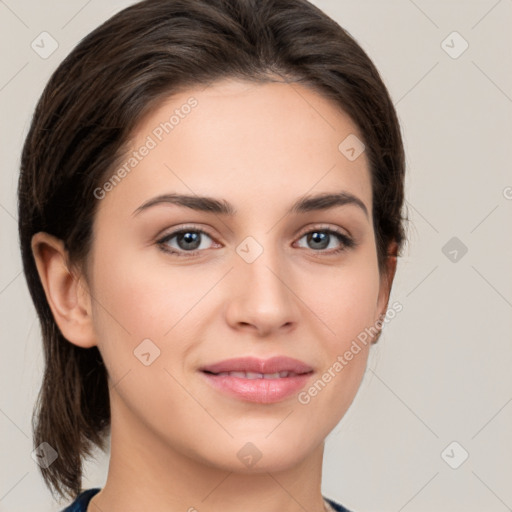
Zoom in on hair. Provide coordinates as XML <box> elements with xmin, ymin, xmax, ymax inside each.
<box><xmin>18</xmin><ymin>0</ymin><xmax>406</xmax><ymax>502</ymax></box>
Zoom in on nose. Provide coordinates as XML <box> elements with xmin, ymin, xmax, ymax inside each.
<box><xmin>224</xmin><ymin>245</ymin><xmax>300</xmax><ymax>337</ymax></box>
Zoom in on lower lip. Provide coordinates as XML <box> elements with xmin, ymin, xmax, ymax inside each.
<box><xmin>201</xmin><ymin>371</ymin><xmax>313</xmax><ymax>404</ymax></box>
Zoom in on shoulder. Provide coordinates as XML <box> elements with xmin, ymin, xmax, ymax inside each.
<box><xmin>324</xmin><ymin>495</ymin><xmax>355</xmax><ymax>512</ymax></box>
<box><xmin>60</xmin><ymin>488</ymin><xmax>101</xmax><ymax>512</ymax></box>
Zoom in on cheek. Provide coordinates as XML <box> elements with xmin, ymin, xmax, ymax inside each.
<box><xmin>90</xmin><ymin>243</ymin><xmax>206</xmax><ymax>339</ymax></box>
<box><xmin>302</xmin><ymin>253</ymin><xmax>380</xmax><ymax>392</ymax></box>
<box><xmin>87</xmin><ymin>240</ymin><xmax>222</xmax><ymax>394</ymax></box>
<box><xmin>308</xmin><ymin>258</ymin><xmax>381</xmax><ymax>345</ymax></box>
<box><xmin>295</xmin><ymin>267</ymin><xmax>379</xmax><ymax>427</ymax></box>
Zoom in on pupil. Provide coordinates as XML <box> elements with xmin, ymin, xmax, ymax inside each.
<box><xmin>308</xmin><ymin>231</ymin><xmax>328</xmax><ymax>250</ymax></box>
<box><xmin>179</xmin><ymin>232</ymin><xmax>200</xmax><ymax>250</ymax></box>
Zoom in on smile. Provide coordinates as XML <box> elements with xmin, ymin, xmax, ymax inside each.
<box><xmin>208</xmin><ymin>370</ymin><xmax>302</xmax><ymax>379</ymax></box>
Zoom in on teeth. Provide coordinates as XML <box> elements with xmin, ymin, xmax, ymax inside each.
<box><xmin>229</xmin><ymin>371</ymin><xmax>247</xmax><ymax>378</ymax></box>
<box><xmin>245</xmin><ymin>372</ymin><xmax>263</xmax><ymax>379</ymax></box>
<box><xmin>214</xmin><ymin>371</ymin><xmax>297</xmax><ymax>379</ymax></box>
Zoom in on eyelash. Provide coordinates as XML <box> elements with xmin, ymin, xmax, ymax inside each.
<box><xmin>157</xmin><ymin>224</ymin><xmax>356</xmax><ymax>258</ymax></box>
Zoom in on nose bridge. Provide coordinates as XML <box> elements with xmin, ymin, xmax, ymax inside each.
<box><xmin>227</xmin><ymin>232</ymin><xmax>298</xmax><ymax>333</ymax></box>
<box><xmin>237</xmin><ymin>233</ymin><xmax>288</xmax><ymax>301</ymax></box>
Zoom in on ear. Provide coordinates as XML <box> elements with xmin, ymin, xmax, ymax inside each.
<box><xmin>372</xmin><ymin>240</ymin><xmax>398</xmax><ymax>344</ymax></box>
<box><xmin>31</xmin><ymin>232</ymin><xmax>96</xmax><ymax>348</ymax></box>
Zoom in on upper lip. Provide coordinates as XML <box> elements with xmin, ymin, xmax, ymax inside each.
<box><xmin>200</xmin><ymin>356</ymin><xmax>313</xmax><ymax>375</ymax></box>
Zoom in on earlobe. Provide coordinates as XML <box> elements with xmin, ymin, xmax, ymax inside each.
<box><xmin>31</xmin><ymin>232</ymin><xmax>97</xmax><ymax>348</ymax></box>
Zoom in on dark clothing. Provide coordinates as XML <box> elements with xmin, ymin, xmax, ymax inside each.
<box><xmin>61</xmin><ymin>488</ymin><xmax>353</xmax><ymax>511</ymax></box>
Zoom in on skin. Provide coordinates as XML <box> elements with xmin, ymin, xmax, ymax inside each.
<box><xmin>32</xmin><ymin>78</ymin><xmax>396</xmax><ymax>512</ymax></box>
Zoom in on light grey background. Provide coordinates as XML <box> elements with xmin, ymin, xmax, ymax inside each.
<box><xmin>1</xmin><ymin>1</ymin><xmax>511</xmax><ymax>511</ymax></box>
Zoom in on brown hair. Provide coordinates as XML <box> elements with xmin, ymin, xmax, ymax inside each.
<box><xmin>18</xmin><ymin>0</ymin><xmax>406</xmax><ymax>501</ymax></box>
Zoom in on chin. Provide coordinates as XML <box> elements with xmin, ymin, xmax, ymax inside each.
<box><xmin>196</xmin><ymin>435</ymin><xmax>317</xmax><ymax>474</ymax></box>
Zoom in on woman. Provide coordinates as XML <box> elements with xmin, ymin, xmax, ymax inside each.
<box><xmin>18</xmin><ymin>0</ymin><xmax>406</xmax><ymax>510</ymax></box>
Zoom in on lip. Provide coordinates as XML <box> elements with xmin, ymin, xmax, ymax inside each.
<box><xmin>199</xmin><ymin>356</ymin><xmax>314</xmax><ymax>404</ymax></box>
<box><xmin>199</xmin><ymin>356</ymin><xmax>313</xmax><ymax>375</ymax></box>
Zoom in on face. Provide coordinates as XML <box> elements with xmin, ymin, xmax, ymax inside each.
<box><xmin>84</xmin><ymin>78</ymin><xmax>391</xmax><ymax>473</ymax></box>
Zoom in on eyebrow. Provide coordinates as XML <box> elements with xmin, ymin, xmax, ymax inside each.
<box><xmin>132</xmin><ymin>191</ymin><xmax>369</xmax><ymax>219</ymax></box>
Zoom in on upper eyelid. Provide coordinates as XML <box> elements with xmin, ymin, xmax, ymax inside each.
<box><xmin>158</xmin><ymin>223</ymin><xmax>350</xmax><ymax>239</ymax></box>
<box><xmin>157</xmin><ymin>224</ymin><xmax>215</xmax><ymax>241</ymax></box>
<box><xmin>296</xmin><ymin>224</ymin><xmax>351</xmax><ymax>238</ymax></box>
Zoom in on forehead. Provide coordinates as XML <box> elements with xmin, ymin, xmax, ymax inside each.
<box><xmin>96</xmin><ymin>78</ymin><xmax>372</xmax><ymax>221</ymax></box>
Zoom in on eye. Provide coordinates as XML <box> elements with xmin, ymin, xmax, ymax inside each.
<box><xmin>157</xmin><ymin>226</ymin><xmax>217</xmax><ymax>257</ymax></box>
<box><xmin>157</xmin><ymin>225</ymin><xmax>355</xmax><ymax>258</ymax></box>
<box><xmin>295</xmin><ymin>227</ymin><xmax>355</xmax><ymax>254</ymax></box>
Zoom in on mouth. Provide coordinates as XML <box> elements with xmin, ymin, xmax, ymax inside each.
<box><xmin>199</xmin><ymin>355</ymin><xmax>314</xmax><ymax>375</ymax></box>
<box><xmin>202</xmin><ymin>370</ymin><xmax>309</xmax><ymax>379</ymax></box>
<box><xmin>199</xmin><ymin>356</ymin><xmax>314</xmax><ymax>403</ymax></box>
